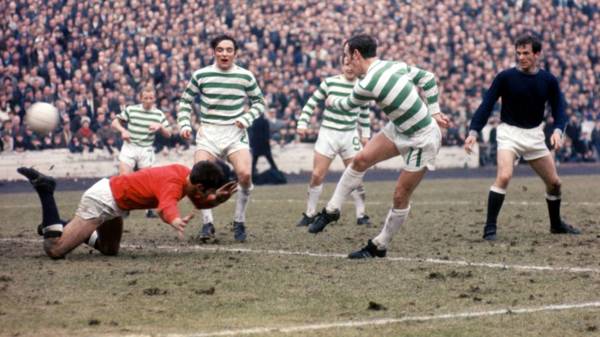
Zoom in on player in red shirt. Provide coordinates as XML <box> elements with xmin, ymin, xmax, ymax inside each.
<box><xmin>18</xmin><ymin>161</ymin><xmax>237</xmax><ymax>259</ymax></box>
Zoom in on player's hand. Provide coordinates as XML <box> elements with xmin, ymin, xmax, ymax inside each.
<box><xmin>432</xmin><ymin>113</ymin><xmax>450</xmax><ymax>129</ymax></box>
<box><xmin>464</xmin><ymin>135</ymin><xmax>477</xmax><ymax>154</ymax></box>
<box><xmin>181</xmin><ymin>129</ymin><xmax>192</xmax><ymax>140</ymax></box>
<box><xmin>200</xmin><ymin>181</ymin><xmax>238</xmax><ymax>208</ymax></box>
<box><xmin>121</xmin><ymin>130</ymin><xmax>131</xmax><ymax>142</ymax></box>
<box><xmin>214</xmin><ymin>181</ymin><xmax>238</xmax><ymax>203</ymax></box>
<box><xmin>550</xmin><ymin>132</ymin><xmax>563</xmax><ymax>150</ymax></box>
<box><xmin>170</xmin><ymin>214</ymin><xmax>194</xmax><ymax>240</ymax></box>
<box><xmin>235</xmin><ymin>121</ymin><xmax>246</xmax><ymax>129</ymax></box>
<box><xmin>325</xmin><ymin>96</ymin><xmax>335</xmax><ymax>107</ymax></box>
<box><xmin>148</xmin><ymin>122</ymin><xmax>162</xmax><ymax>133</ymax></box>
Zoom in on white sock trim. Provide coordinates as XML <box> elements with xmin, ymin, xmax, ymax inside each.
<box><xmin>545</xmin><ymin>193</ymin><xmax>561</xmax><ymax>201</ymax></box>
<box><xmin>42</xmin><ymin>224</ymin><xmax>64</xmax><ymax>234</ymax></box>
<box><xmin>87</xmin><ymin>231</ymin><xmax>98</xmax><ymax>247</ymax></box>
<box><xmin>391</xmin><ymin>206</ymin><xmax>411</xmax><ymax>215</ymax></box>
<box><xmin>309</xmin><ymin>184</ymin><xmax>323</xmax><ymax>192</ymax></box>
<box><xmin>347</xmin><ymin>166</ymin><xmax>366</xmax><ymax>178</ymax></box>
<box><xmin>490</xmin><ymin>186</ymin><xmax>506</xmax><ymax>194</ymax></box>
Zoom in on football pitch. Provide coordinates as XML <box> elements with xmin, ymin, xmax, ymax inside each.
<box><xmin>1</xmin><ymin>174</ymin><xmax>599</xmax><ymax>336</ymax></box>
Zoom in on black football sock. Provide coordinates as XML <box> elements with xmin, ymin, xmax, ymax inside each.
<box><xmin>546</xmin><ymin>193</ymin><xmax>562</xmax><ymax>229</ymax></box>
<box><xmin>485</xmin><ymin>187</ymin><xmax>506</xmax><ymax>227</ymax></box>
<box><xmin>36</xmin><ymin>190</ymin><xmax>63</xmax><ymax>238</ymax></box>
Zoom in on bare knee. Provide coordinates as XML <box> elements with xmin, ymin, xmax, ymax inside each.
<box><xmin>310</xmin><ymin>172</ymin><xmax>326</xmax><ymax>186</ymax></box>
<box><xmin>392</xmin><ymin>188</ymin><xmax>410</xmax><ymax>208</ymax></box>
<box><xmin>237</xmin><ymin>171</ymin><xmax>251</xmax><ymax>187</ymax></box>
<box><xmin>547</xmin><ymin>178</ymin><xmax>561</xmax><ymax>195</ymax></box>
<box><xmin>495</xmin><ymin>172</ymin><xmax>512</xmax><ymax>189</ymax></box>
<box><xmin>43</xmin><ymin>241</ymin><xmax>66</xmax><ymax>259</ymax></box>
<box><xmin>352</xmin><ymin>154</ymin><xmax>369</xmax><ymax>172</ymax></box>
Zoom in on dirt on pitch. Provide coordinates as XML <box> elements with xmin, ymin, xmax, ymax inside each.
<box><xmin>0</xmin><ymin>175</ymin><xmax>599</xmax><ymax>337</ymax></box>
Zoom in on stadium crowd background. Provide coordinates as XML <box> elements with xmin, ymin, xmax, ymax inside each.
<box><xmin>1</xmin><ymin>0</ymin><xmax>599</xmax><ymax>165</ymax></box>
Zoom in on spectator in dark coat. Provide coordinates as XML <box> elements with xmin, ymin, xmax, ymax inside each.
<box><xmin>249</xmin><ymin>114</ymin><xmax>279</xmax><ymax>177</ymax></box>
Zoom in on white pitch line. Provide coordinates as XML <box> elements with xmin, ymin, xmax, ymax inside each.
<box><xmin>2</xmin><ymin>238</ymin><xmax>599</xmax><ymax>274</ymax></box>
<box><xmin>116</xmin><ymin>301</ymin><xmax>600</xmax><ymax>337</ymax></box>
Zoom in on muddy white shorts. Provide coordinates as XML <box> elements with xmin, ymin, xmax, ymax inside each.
<box><xmin>76</xmin><ymin>178</ymin><xmax>128</xmax><ymax>223</ymax></box>
<box><xmin>496</xmin><ymin>123</ymin><xmax>549</xmax><ymax>161</ymax></box>
<box><xmin>383</xmin><ymin>121</ymin><xmax>442</xmax><ymax>172</ymax></box>
<box><xmin>119</xmin><ymin>142</ymin><xmax>155</xmax><ymax>169</ymax></box>
<box><xmin>195</xmin><ymin>123</ymin><xmax>249</xmax><ymax>158</ymax></box>
<box><xmin>314</xmin><ymin>128</ymin><xmax>362</xmax><ymax>160</ymax></box>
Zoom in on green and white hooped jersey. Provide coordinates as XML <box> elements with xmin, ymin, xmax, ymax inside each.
<box><xmin>177</xmin><ymin>64</ymin><xmax>265</xmax><ymax>130</ymax></box>
<box><xmin>117</xmin><ymin>104</ymin><xmax>169</xmax><ymax>147</ymax></box>
<box><xmin>331</xmin><ymin>60</ymin><xmax>441</xmax><ymax>137</ymax></box>
<box><xmin>298</xmin><ymin>74</ymin><xmax>371</xmax><ymax>138</ymax></box>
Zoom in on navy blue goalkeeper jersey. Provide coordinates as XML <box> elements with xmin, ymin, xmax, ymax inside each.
<box><xmin>469</xmin><ymin>67</ymin><xmax>567</xmax><ymax>133</ymax></box>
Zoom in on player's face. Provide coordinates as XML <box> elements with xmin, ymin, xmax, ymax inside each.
<box><xmin>343</xmin><ymin>44</ymin><xmax>363</xmax><ymax>76</ymax></box>
<box><xmin>342</xmin><ymin>58</ymin><xmax>356</xmax><ymax>81</ymax></box>
<box><xmin>140</xmin><ymin>91</ymin><xmax>155</xmax><ymax>110</ymax></box>
<box><xmin>515</xmin><ymin>44</ymin><xmax>539</xmax><ymax>72</ymax></box>
<box><xmin>214</xmin><ymin>40</ymin><xmax>236</xmax><ymax>70</ymax></box>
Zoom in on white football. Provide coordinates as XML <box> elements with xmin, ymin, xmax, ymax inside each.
<box><xmin>26</xmin><ymin>102</ymin><xmax>59</xmax><ymax>134</ymax></box>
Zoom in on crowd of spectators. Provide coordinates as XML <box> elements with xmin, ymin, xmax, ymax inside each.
<box><xmin>1</xmin><ymin>0</ymin><xmax>599</xmax><ymax>164</ymax></box>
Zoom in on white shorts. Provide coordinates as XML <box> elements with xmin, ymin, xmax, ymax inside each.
<box><xmin>496</xmin><ymin>123</ymin><xmax>549</xmax><ymax>161</ymax></box>
<box><xmin>76</xmin><ymin>179</ymin><xmax>128</xmax><ymax>223</ymax></box>
<box><xmin>383</xmin><ymin>121</ymin><xmax>442</xmax><ymax>172</ymax></box>
<box><xmin>118</xmin><ymin>142</ymin><xmax>155</xmax><ymax>169</ymax></box>
<box><xmin>196</xmin><ymin>123</ymin><xmax>249</xmax><ymax>158</ymax></box>
<box><xmin>315</xmin><ymin>128</ymin><xmax>362</xmax><ymax>160</ymax></box>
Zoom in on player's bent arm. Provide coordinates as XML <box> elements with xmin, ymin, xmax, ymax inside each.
<box><xmin>111</xmin><ymin>118</ymin><xmax>126</xmax><ymax>133</ymax></box>
<box><xmin>159</xmin><ymin>118</ymin><xmax>172</xmax><ymax>138</ymax></box>
<box><xmin>407</xmin><ymin>66</ymin><xmax>441</xmax><ymax>115</ymax></box>
<box><xmin>237</xmin><ymin>94</ymin><xmax>265</xmax><ymax>128</ymax></box>
<box><xmin>329</xmin><ymin>85</ymin><xmax>371</xmax><ymax>111</ymax></box>
<box><xmin>469</xmin><ymin>74</ymin><xmax>503</xmax><ymax>133</ymax></box>
<box><xmin>237</xmin><ymin>74</ymin><xmax>266</xmax><ymax>128</ymax></box>
<box><xmin>177</xmin><ymin>75</ymin><xmax>201</xmax><ymax>133</ymax></box>
<box><xmin>111</xmin><ymin>118</ymin><xmax>130</xmax><ymax>140</ymax></box>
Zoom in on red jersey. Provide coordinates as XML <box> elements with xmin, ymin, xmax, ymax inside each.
<box><xmin>109</xmin><ymin>164</ymin><xmax>191</xmax><ymax>224</ymax></box>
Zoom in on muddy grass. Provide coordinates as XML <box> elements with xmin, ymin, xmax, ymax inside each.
<box><xmin>0</xmin><ymin>175</ymin><xmax>599</xmax><ymax>336</ymax></box>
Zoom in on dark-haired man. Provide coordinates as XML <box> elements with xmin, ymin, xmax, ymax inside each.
<box><xmin>309</xmin><ymin>34</ymin><xmax>450</xmax><ymax>259</ymax></box>
<box><xmin>18</xmin><ymin>161</ymin><xmax>237</xmax><ymax>259</ymax></box>
<box><xmin>464</xmin><ymin>34</ymin><xmax>580</xmax><ymax>240</ymax></box>
<box><xmin>177</xmin><ymin>34</ymin><xmax>265</xmax><ymax>242</ymax></box>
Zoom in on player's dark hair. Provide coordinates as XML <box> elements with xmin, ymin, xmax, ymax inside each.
<box><xmin>515</xmin><ymin>34</ymin><xmax>542</xmax><ymax>53</ymax></box>
<box><xmin>346</xmin><ymin>34</ymin><xmax>377</xmax><ymax>59</ymax></box>
<box><xmin>190</xmin><ymin>160</ymin><xmax>234</xmax><ymax>190</ymax></box>
<box><xmin>210</xmin><ymin>34</ymin><xmax>238</xmax><ymax>52</ymax></box>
